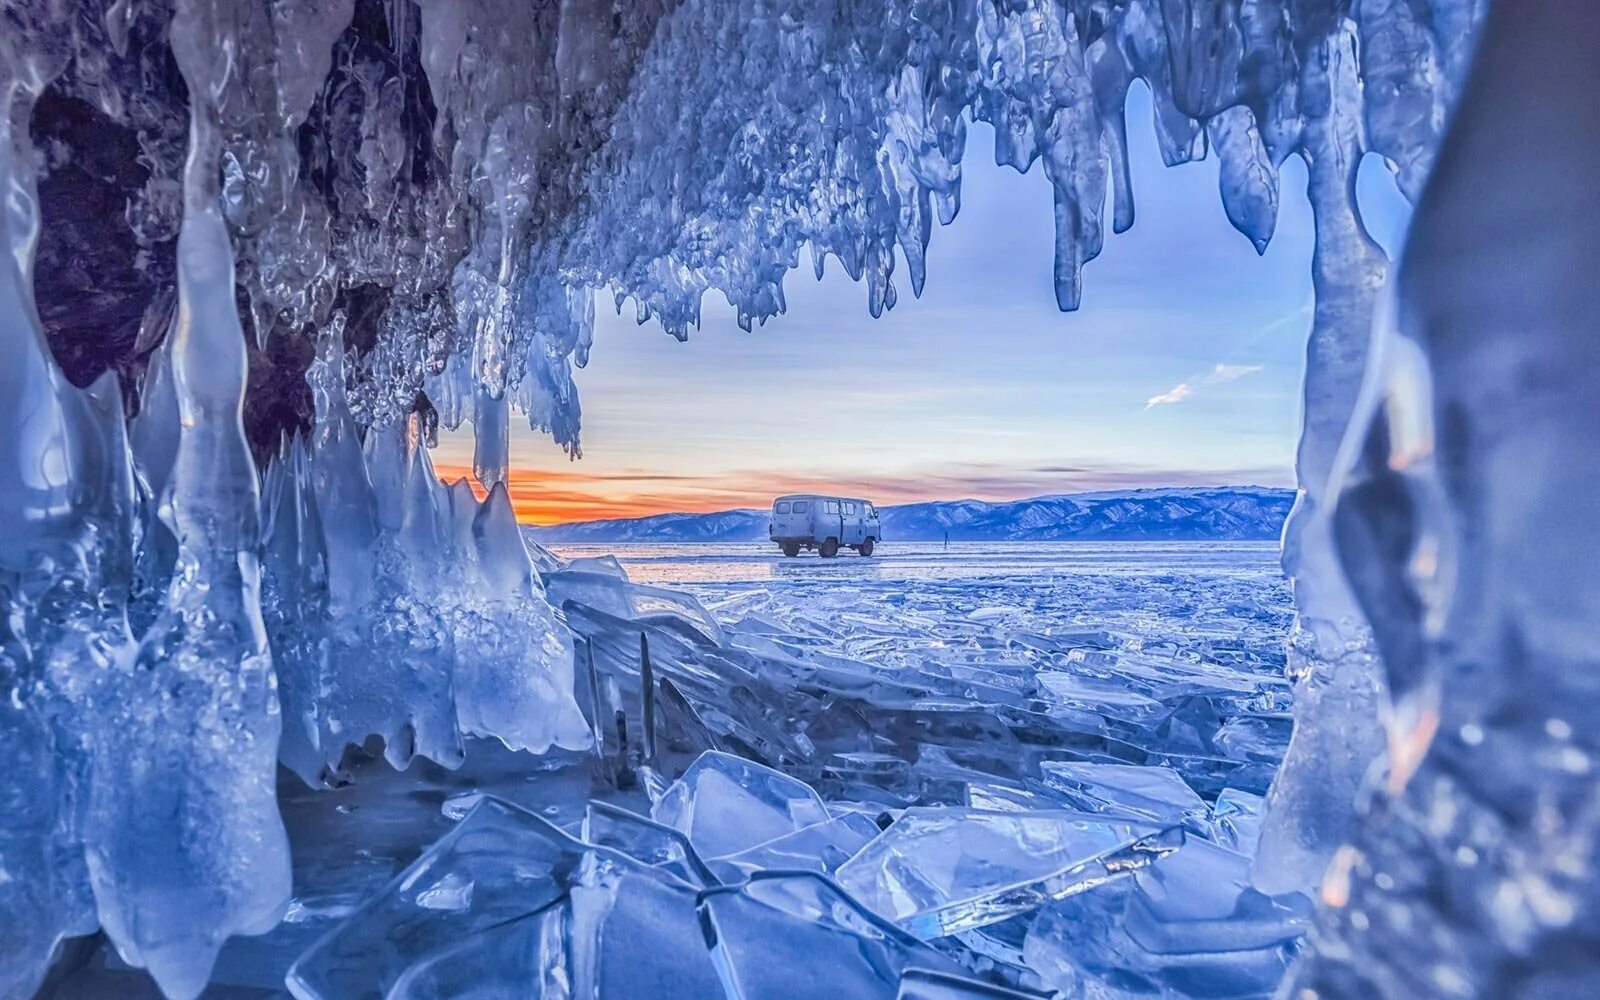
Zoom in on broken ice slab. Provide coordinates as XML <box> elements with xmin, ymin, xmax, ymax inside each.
<box><xmin>543</xmin><ymin>558</ymin><xmax>636</xmax><ymax>619</ymax></box>
<box><xmin>651</xmin><ymin>750</ymin><xmax>831</xmax><ymax>858</ymax></box>
<box><xmin>384</xmin><ymin>861</ymin><xmax>720</xmax><ymax>999</ymax></box>
<box><xmin>286</xmin><ymin>796</ymin><xmax>579</xmax><ymax>996</ymax></box>
<box><xmin>286</xmin><ymin>796</ymin><xmax>569</xmax><ymax>996</ymax></box>
<box><xmin>1206</xmin><ymin>789</ymin><xmax>1267</xmax><ymax>856</ymax></box>
<box><xmin>1212</xmin><ymin>715</ymin><xmax>1293</xmax><ymax>764</ymax></box>
<box><xmin>966</xmin><ymin>782</ymin><xmax>1059</xmax><ymax>813</ymax></box>
<box><xmin>816</xmin><ymin>751</ymin><xmax>917</xmax><ymax>805</ymax></box>
<box><xmin>707</xmin><ymin>811</ymin><xmax>883</xmax><ymax>879</ymax></box>
<box><xmin>834</xmin><ymin>807</ymin><xmax>1184</xmax><ymax>938</ymax></box>
<box><xmin>625</xmin><ymin>582</ymin><xmax>726</xmax><ymax>643</ymax></box>
<box><xmin>564</xmin><ymin>602</ymin><xmax>817</xmax><ymax>776</ymax></box>
<box><xmin>897</xmin><ymin>968</ymin><xmax>1043</xmax><ymax>999</ymax></box>
<box><xmin>1125</xmin><ymin>838</ymin><xmax>1311</xmax><ymax>956</ymax></box>
<box><xmin>583</xmin><ymin>800</ymin><xmax>718</xmax><ymax>886</ymax></box>
<box><xmin>1021</xmin><ymin>838</ymin><xmax>1311</xmax><ymax>999</ymax></box>
<box><xmin>1036</xmin><ymin>762</ymin><xmax>1208</xmax><ymax>832</ymax></box>
<box><xmin>1035</xmin><ymin>669</ymin><xmax>1172</xmax><ymax>728</ymax></box>
<box><xmin>544</xmin><ymin>560</ymin><xmax>723</xmax><ymax>643</ymax></box>
<box><xmin>697</xmin><ymin>871</ymin><xmax>969</xmax><ymax>1000</ymax></box>
<box><xmin>286</xmin><ymin>796</ymin><xmax>720</xmax><ymax>999</ymax></box>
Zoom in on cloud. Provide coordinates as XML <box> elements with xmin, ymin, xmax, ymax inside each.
<box><xmin>1210</xmin><ymin>363</ymin><xmax>1263</xmax><ymax>380</ymax></box>
<box><xmin>1145</xmin><ymin>383</ymin><xmax>1194</xmax><ymax>408</ymax></box>
<box><xmin>1146</xmin><ymin>362</ymin><xmax>1263</xmax><ymax>409</ymax></box>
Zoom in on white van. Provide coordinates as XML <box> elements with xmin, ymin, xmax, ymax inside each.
<box><xmin>768</xmin><ymin>494</ymin><xmax>881</xmax><ymax>557</ymax></box>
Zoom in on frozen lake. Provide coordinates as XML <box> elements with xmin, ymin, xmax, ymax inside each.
<box><xmin>545</xmin><ymin>539</ymin><xmax>1286</xmax><ymax>585</ymax></box>
<box><xmin>91</xmin><ymin>540</ymin><xmax>1297</xmax><ymax>995</ymax></box>
<box><xmin>544</xmin><ymin>541</ymin><xmax>1293</xmax><ymax>684</ymax></box>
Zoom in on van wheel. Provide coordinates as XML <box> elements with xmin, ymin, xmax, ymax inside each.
<box><xmin>860</xmin><ymin>537</ymin><xmax>875</xmax><ymax>557</ymax></box>
<box><xmin>781</xmin><ymin>543</ymin><xmax>799</xmax><ymax>557</ymax></box>
<box><xmin>819</xmin><ymin>538</ymin><xmax>839</xmax><ymax>558</ymax></box>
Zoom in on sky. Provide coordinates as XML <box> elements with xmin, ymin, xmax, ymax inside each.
<box><xmin>437</xmin><ymin>86</ymin><xmax>1412</xmax><ymax>524</ymax></box>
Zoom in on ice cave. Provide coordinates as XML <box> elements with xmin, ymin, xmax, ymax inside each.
<box><xmin>1</xmin><ymin>0</ymin><xmax>1596</xmax><ymax>997</ymax></box>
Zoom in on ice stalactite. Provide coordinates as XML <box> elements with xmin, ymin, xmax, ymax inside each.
<box><xmin>1294</xmin><ymin>2</ymin><xmax>1600</xmax><ymax>994</ymax></box>
<box><xmin>264</xmin><ymin>317</ymin><xmax>588</xmax><ymax>786</ymax></box>
<box><xmin>472</xmin><ymin>386</ymin><xmax>510</xmax><ymax>489</ymax></box>
<box><xmin>82</xmin><ymin>3</ymin><xmax>293</xmax><ymax>995</ymax></box>
<box><xmin>1</xmin><ymin>12</ymin><xmax>126</xmax><ymax>997</ymax></box>
<box><xmin>1246</xmin><ymin>0</ymin><xmax>1489</xmax><ymax>897</ymax></box>
<box><xmin>1253</xmin><ymin>24</ymin><xmax>1392</xmax><ymax>896</ymax></box>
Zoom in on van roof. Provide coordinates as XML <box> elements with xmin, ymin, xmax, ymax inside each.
<box><xmin>774</xmin><ymin>494</ymin><xmax>874</xmax><ymax>504</ymax></box>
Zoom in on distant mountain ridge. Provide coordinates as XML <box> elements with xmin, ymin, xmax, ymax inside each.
<box><xmin>525</xmin><ymin>486</ymin><xmax>1294</xmax><ymax>543</ymax></box>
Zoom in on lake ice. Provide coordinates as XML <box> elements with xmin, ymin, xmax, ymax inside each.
<box><xmin>22</xmin><ymin>540</ymin><xmax>1293</xmax><ymax>997</ymax></box>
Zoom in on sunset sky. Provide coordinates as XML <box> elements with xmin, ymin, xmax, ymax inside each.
<box><xmin>436</xmin><ymin>87</ymin><xmax>1412</xmax><ymax>525</ymax></box>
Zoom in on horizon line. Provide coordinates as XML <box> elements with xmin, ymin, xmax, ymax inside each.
<box><xmin>431</xmin><ymin>463</ymin><xmax>1293</xmax><ymax>526</ymax></box>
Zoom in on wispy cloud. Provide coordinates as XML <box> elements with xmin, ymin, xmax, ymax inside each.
<box><xmin>1145</xmin><ymin>383</ymin><xmax>1194</xmax><ymax>408</ymax></box>
<box><xmin>1145</xmin><ymin>362</ymin><xmax>1264</xmax><ymax>410</ymax></box>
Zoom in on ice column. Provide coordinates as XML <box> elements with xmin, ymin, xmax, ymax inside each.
<box><xmin>82</xmin><ymin>3</ymin><xmax>292</xmax><ymax>995</ymax></box>
<box><xmin>1293</xmin><ymin>2</ymin><xmax>1600</xmax><ymax>994</ymax></box>
<box><xmin>1253</xmin><ymin>25</ymin><xmax>1391</xmax><ymax>895</ymax></box>
<box><xmin>0</xmin><ymin>17</ymin><xmax>105</xmax><ymax>997</ymax></box>
<box><xmin>474</xmin><ymin>386</ymin><xmax>510</xmax><ymax>489</ymax></box>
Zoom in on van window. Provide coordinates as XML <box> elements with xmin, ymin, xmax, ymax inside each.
<box><xmin>825</xmin><ymin>500</ymin><xmax>840</xmax><ymax>513</ymax></box>
<box><xmin>864</xmin><ymin>503</ymin><xmax>875</xmax><ymax>517</ymax></box>
<box><xmin>793</xmin><ymin>500</ymin><xmax>809</xmax><ymax>512</ymax></box>
<box><xmin>774</xmin><ymin>501</ymin><xmax>791</xmax><ymax>513</ymax></box>
<box><xmin>843</xmin><ymin>502</ymin><xmax>856</xmax><ymax>514</ymax></box>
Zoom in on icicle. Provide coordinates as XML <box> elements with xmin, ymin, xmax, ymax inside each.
<box><xmin>1</xmin><ymin>15</ymin><xmax>130</xmax><ymax>997</ymax></box>
<box><xmin>1253</xmin><ymin>24</ymin><xmax>1390</xmax><ymax>898</ymax></box>
<box><xmin>1355</xmin><ymin>0</ymin><xmax>1448</xmax><ymax>202</ymax></box>
<box><xmin>260</xmin><ymin>435</ymin><xmax>333</xmax><ymax>786</ymax></box>
<box><xmin>1210</xmin><ymin>106</ymin><xmax>1279</xmax><ymax>255</ymax></box>
<box><xmin>85</xmin><ymin>3</ymin><xmax>292</xmax><ymax>993</ymax></box>
<box><xmin>473</xmin><ymin>386</ymin><xmax>510</xmax><ymax>489</ymax></box>
<box><xmin>1089</xmin><ymin>34</ymin><xmax>1136</xmax><ymax>236</ymax></box>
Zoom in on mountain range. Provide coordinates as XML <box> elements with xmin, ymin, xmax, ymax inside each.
<box><xmin>524</xmin><ymin>486</ymin><xmax>1294</xmax><ymax>543</ymax></box>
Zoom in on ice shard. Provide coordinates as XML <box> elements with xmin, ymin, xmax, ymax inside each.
<box><xmin>1038</xmin><ymin>762</ymin><xmax>1208</xmax><ymax>832</ymax></box>
<box><xmin>1023</xmin><ymin>837</ymin><xmax>1312</xmax><ymax>999</ymax></box>
<box><xmin>652</xmin><ymin>750</ymin><xmax>832</xmax><ymax>859</ymax></box>
<box><xmin>288</xmin><ymin>795</ymin><xmax>723</xmax><ymax>1000</ymax></box>
<box><xmin>835</xmin><ymin>807</ymin><xmax>1183</xmax><ymax>937</ymax></box>
<box><xmin>697</xmin><ymin>871</ymin><xmax>972</xmax><ymax>1000</ymax></box>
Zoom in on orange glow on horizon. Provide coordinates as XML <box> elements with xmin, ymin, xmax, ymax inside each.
<box><xmin>433</xmin><ymin>463</ymin><xmax>775</xmax><ymax>525</ymax></box>
<box><xmin>432</xmin><ymin>462</ymin><xmax>1290</xmax><ymax>526</ymax></box>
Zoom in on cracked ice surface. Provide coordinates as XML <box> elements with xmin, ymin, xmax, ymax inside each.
<box><xmin>41</xmin><ymin>541</ymin><xmax>1304</xmax><ymax>996</ymax></box>
<box><xmin>286</xmin><ymin>542</ymin><xmax>1301</xmax><ymax>997</ymax></box>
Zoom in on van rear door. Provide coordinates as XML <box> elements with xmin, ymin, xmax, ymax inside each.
<box><xmin>771</xmin><ymin>499</ymin><xmax>806</xmax><ymax>539</ymax></box>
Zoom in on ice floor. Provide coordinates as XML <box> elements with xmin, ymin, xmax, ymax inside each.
<box><xmin>568</xmin><ymin>540</ymin><xmax>1291</xmax><ymax>586</ymax></box>
<box><xmin>41</xmin><ymin>541</ymin><xmax>1302</xmax><ymax>998</ymax></box>
<box><xmin>568</xmin><ymin>541</ymin><xmax>1290</xmax><ymax>678</ymax></box>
